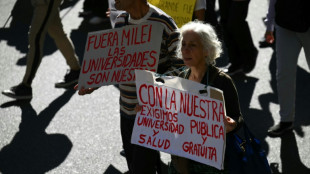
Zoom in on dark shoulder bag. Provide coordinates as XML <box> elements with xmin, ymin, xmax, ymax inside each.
<box><xmin>226</xmin><ymin>124</ymin><xmax>272</xmax><ymax>174</ymax></box>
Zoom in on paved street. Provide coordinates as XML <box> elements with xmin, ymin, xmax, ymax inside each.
<box><xmin>1</xmin><ymin>0</ymin><xmax>309</xmax><ymax>173</ymax></box>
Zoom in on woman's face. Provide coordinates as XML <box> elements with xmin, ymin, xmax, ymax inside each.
<box><xmin>181</xmin><ymin>30</ymin><xmax>207</xmax><ymax>68</ymax></box>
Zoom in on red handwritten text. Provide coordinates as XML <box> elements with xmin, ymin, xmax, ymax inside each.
<box><xmin>139</xmin><ymin>134</ymin><xmax>171</xmax><ymax>149</ymax></box>
<box><xmin>183</xmin><ymin>142</ymin><xmax>217</xmax><ymax>162</ymax></box>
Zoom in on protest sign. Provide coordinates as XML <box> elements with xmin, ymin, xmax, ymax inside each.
<box><xmin>148</xmin><ymin>0</ymin><xmax>196</xmax><ymax>27</ymax></box>
<box><xmin>78</xmin><ymin>23</ymin><xmax>164</xmax><ymax>89</ymax></box>
<box><xmin>131</xmin><ymin>70</ymin><xmax>226</xmax><ymax>170</ymax></box>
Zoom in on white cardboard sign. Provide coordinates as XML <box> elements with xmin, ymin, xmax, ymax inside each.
<box><xmin>131</xmin><ymin>70</ymin><xmax>226</xmax><ymax>170</ymax></box>
<box><xmin>78</xmin><ymin>23</ymin><xmax>164</xmax><ymax>89</ymax></box>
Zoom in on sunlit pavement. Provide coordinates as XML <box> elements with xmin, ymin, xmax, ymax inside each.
<box><xmin>1</xmin><ymin>0</ymin><xmax>309</xmax><ymax>173</ymax></box>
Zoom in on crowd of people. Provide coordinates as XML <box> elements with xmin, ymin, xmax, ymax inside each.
<box><xmin>2</xmin><ymin>0</ymin><xmax>309</xmax><ymax>173</ymax></box>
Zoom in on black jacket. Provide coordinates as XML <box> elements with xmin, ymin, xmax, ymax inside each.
<box><xmin>275</xmin><ymin>0</ymin><xmax>310</xmax><ymax>32</ymax></box>
<box><xmin>179</xmin><ymin>65</ymin><xmax>244</xmax><ymax>133</ymax></box>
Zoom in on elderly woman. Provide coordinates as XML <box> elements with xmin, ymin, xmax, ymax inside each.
<box><xmin>169</xmin><ymin>21</ymin><xmax>244</xmax><ymax>174</ymax></box>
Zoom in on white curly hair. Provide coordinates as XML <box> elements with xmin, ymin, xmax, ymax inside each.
<box><xmin>177</xmin><ymin>20</ymin><xmax>222</xmax><ymax>65</ymax></box>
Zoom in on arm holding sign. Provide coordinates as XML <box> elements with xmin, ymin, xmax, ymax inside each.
<box><xmin>214</xmin><ymin>68</ymin><xmax>244</xmax><ymax>134</ymax></box>
<box><xmin>74</xmin><ymin>84</ymin><xmax>98</xmax><ymax>95</ymax></box>
<box><xmin>224</xmin><ymin>116</ymin><xmax>237</xmax><ymax>133</ymax></box>
<box><xmin>157</xmin><ymin>30</ymin><xmax>183</xmax><ymax>76</ymax></box>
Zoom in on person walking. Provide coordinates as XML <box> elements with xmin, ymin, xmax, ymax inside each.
<box><xmin>2</xmin><ymin>0</ymin><xmax>81</xmax><ymax>100</ymax></box>
<box><xmin>266</xmin><ymin>0</ymin><xmax>310</xmax><ymax>137</ymax></box>
<box><xmin>220</xmin><ymin>0</ymin><xmax>258</xmax><ymax>75</ymax></box>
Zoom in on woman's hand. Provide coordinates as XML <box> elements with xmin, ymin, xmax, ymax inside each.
<box><xmin>265</xmin><ymin>31</ymin><xmax>275</xmax><ymax>44</ymax></box>
<box><xmin>224</xmin><ymin>116</ymin><xmax>237</xmax><ymax>133</ymax></box>
<box><xmin>74</xmin><ymin>84</ymin><xmax>98</xmax><ymax>95</ymax></box>
<box><xmin>134</xmin><ymin>104</ymin><xmax>142</xmax><ymax>113</ymax></box>
<box><xmin>106</xmin><ymin>8</ymin><xmax>111</xmax><ymax>18</ymax></box>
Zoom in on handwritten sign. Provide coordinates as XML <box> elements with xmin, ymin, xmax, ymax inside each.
<box><xmin>148</xmin><ymin>0</ymin><xmax>196</xmax><ymax>27</ymax></box>
<box><xmin>78</xmin><ymin>23</ymin><xmax>164</xmax><ymax>89</ymax></box>
<box><xmin>131</xmin><ymin>70</ymin><xmax>226</xmax><ymax>170</ymax></box>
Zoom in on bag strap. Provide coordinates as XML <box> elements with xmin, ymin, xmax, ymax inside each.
<box><xmin>243</xmin><ymin>124</ymin><xmax>259</xmax><ymax>144</ymax></box>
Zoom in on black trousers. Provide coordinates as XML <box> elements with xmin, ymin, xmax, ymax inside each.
<box><xmin>205</xmin><ymin>0</ymin><xmax>219</xmax><ymax>28</ymax></box>
<box><xmin>120</xmin><ymin>115</ymin><xmax>161</xmax><ymax>174</ymax></box>
<box><xmin>219</xmin><ymin>0</ymin><xmax>256</xmax><ymax>67</ymax></box>
<box><xmin>82</xmin><ymin>0</ymin><xmax>108</xmax><ymax>18</ymax></box>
